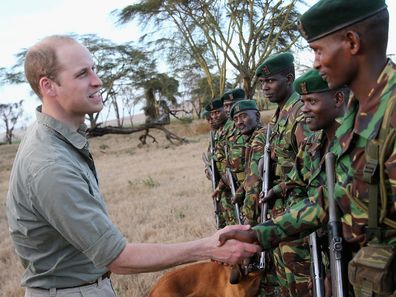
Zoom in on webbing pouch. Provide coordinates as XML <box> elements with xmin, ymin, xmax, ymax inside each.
<box><xmin>348</xmin><ymin>243</ymin><xmax>396</xmax><ymax>295</ymax></box>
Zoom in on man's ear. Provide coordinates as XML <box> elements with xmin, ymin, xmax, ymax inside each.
<box><xmin>39</xmin><ymin>77</ymin><xmax>57</xmax><ymax>97</ymax></box>
<box><xmin>286</xmin><ymin>73</ymin><xmax>295</xmax><ymax>85</ymax></box>
<box><xmin>344</xmin><ymin>30</ymin><xmax>361</xmax><ymax>55</ymax></box>
<box><xmin>334</xmin><ymin>90</ymin><xmax>345</xmax><ymax>108</ymax></box>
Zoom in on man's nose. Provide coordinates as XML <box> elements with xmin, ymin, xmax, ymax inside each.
<box><xmin>313</xmin><ymin>55</ymin><xmax>321</xmax><ymax>70</ymax></box>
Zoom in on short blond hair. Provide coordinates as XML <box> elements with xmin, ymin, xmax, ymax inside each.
<box><xmin>24</xmin><ymin>35</ymin><xmax>78</xmax><ymax>99</ymax></box>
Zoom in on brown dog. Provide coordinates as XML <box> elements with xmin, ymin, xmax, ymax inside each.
<box><xmin>148</xmin><ymin>261</ymin><xmax>261</xmax><ymax>297</ymax></box>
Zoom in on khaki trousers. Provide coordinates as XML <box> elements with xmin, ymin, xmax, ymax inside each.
<box><xmin>25</xmin><ymin>277</ymin><xmax>117</xmax><ymax>297</ymax></box>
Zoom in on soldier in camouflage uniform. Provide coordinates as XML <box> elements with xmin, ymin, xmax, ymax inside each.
<box><xmin>218</xmin><ymin>69</ymin><xmax>349</xmax><ymax>295</ymax></box>
<box><xmin>220</xmin><ymin>0</ymin><xmax>396</xmax><ymax>296</ymax></box>
<box><xmin>230</xmin><ymin>100</ymin><xmax>280</xmax><ymax>296</ymax></box>
<box><xmin>227</xmin><ymin>99</ymin><xmax>264</xmax><ymax>224</ymax></box>
<box><xmin>263</xmin><ymin>69</ymin><xmax>348</xmax><ymax>296</ymax></box>
<box><xmin>203</xmin><ymin>99</ymin><xmax>228</xmax><ymax>228</ymax></box>
<box><xmin>255</xmin><ymin>52</ymin><xmax>313</xmax><ymax>297</ymax></box>
<box><xmin>300</xmin><ymin>1</ymin><xmax>396</xmax><ymax>296</ymax></box>
<box><xmin>212</xmin><ymin>88</ymin><xmax>246</xmax><ymax>226</ymax></box>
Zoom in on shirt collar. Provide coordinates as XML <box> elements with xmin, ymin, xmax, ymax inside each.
<box><xmin>35</xmin><ymin>106</ymin><xmax>88</xmax><ymax>150</ymax></box>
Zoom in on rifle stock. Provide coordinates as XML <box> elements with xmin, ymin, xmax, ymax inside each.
<box><xmin>325</xmin><ymin>152</ymin><xmax>347</xmax><ymax>297</ymax></box>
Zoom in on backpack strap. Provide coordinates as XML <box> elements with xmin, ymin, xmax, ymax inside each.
<box><xmin>364</xmin><ymin>96</ymin><xmax>396</xmax><ymax>241</ymax></box>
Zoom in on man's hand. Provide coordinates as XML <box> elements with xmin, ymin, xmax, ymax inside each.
<box><xmin>217</xmin><ymin>228</ymin><xmax>259</xmax><ymax>247</ymax></box>
<box><xmin>259</xmin><ymin>189</ymin><xmax>276</xmax><ymax>204</ymax></box>
<box><xmin>231</xmin><ymin>187</ymin><xmax>244</xmax><ymax>205</ymax></box>
<box><xmin>210</xmin><ymin>225</ymin><xmax>261</xmax><ymax>265</ymax></box>
<box><xmin>212</xmin><ymin>189</ymin><xmax>220</xmax><ymax>200</ymax></box>
<box><xmin>204</xmin><ymin>168</ymin><xmax>211</xmax><ymax>180</ymax></box>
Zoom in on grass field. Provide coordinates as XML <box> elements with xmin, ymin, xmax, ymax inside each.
<box><xmin>0</xmin><ymin>111</ymin><xmax>273</xmax><ymax>297</ymax></box>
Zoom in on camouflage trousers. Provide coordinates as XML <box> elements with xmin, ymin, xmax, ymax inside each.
<box><xmin>273</xmin><ymin>237</ymin><xmax>312</xmax><ymax>297</ymax></box>
<box><xmin>258</xmin><ymin>251</ymin><xmax>281</xmax><ymax>297</ymax></box>
<box><xmin>218</xmin><ymin>189</ymin><xmax>238</xmax><ymax>226</ymax></box>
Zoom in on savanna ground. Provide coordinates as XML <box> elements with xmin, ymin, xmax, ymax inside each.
<box><xmin>0</xmin><ymin>110</ymin><xmax>273</xmax><ymax>297</ymax></box>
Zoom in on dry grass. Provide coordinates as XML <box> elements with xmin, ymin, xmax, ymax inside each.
<box><xmin>0</xmin><ymin>111</ymin><xmax>274</xmax><ymax>297</ymax></box>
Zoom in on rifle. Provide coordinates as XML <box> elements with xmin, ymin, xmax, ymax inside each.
<box><xmin>258</xmin><ymin>123</ymin><xmax>271</xmax><ymax>269</ymax></box>
<box><xmin>308</xmin><ymin>232</ymin><xmax>324</xmax><ymax>297</ymax></box>
<box><xmin>202</xmin><ymin>131</ymin><xmax>221</xmax><ymax>229</ymax></box>
<box><xmin>224</xmin><ymin>145</ymin><xmax>243</xmax><ymax>225</ymax></box>
<box><xmin>325</xmin><ymin>152</ymin><xmax>347</xmax><ymax>297</ymax></box>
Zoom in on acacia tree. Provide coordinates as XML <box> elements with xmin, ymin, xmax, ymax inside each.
<box><xmin>115</xmin><ymin>0</ymin><xmax>303</xmax><ymax>98</ymax></box>
<box><xmin>1</xmin><ymin>34</ymin><xmax>187</xmax><ymax>144</ymax></box>
<box><xmin>0</xmin><ymin>100</ymin><xmax>24</xmax><ymax>144</ymax></box>
<box><xmin>77</xmin><ymin>34</ymin><xmax>158</xmax><ymax>128</ymax></box>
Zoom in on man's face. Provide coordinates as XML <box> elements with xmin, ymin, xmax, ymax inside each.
<box><xmin>259</xmin><ymin>73</ymin><xmax>290</xmax><ymax>105</ymax></box>
<box><xmin>309</xmin><ymin>33</ymin><xmax>354</xmax><ymax>89</ymax></box>
<box><xmin>223</xmin><ymin>100</ymin><xmax>233</xmax><ymax>118</ymax></box>
<box><xmin>206</xmin><ymin>116</ymin><xmax>216</xmax><ymax>130</ymax></box>
<box><xmin>50</xmin><ymin>42</ymin><xmax>103</xmax><ymax>123</ymax></box>
<box><xmin>210</xmin><ymin>108</ymin><xmax>227</xmax><ymax>129</ymax></box>
<box><xmin>301</xmin><ymin>91</ymin><xmax>337</xmax><ymax>131</ymax></box>
<box><xmin>233</xmin><ymin>110</ymin><xmax>258</xmax><ymax>135</ymax></box>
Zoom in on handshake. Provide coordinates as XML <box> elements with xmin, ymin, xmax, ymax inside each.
<box><xmin>218</xmin><ymin>226</ymin><xmax>259</xmax><ymax>246</ymax></box>
<box><xmin>211</xmin><ymin>225</ymin><xmax>261</xmax><ymax>266</ymax></box>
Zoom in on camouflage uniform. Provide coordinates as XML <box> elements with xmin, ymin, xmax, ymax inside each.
<box><xmin>214</xmin><ymin>118</ymin><xmax>239</xmax><ymax>225</ymax></box>
<box><xmin>243</xmin><ymin>124</ymin><xmax>280</xmax><ymax>297</ymax></box>
<box><xmin>222</xmin><ymin>119</ymin><xmax>247</xmax><ymax>224</ymax></box>
<box><xmin>242</xmin><ymin>125</ymin><xmax>267</xmax><ymax>224</ymax></box>
<box><xmin>268</xmin><ymin>92</ymin><xmax>313</xmax><ymax>297</ymax></box>
<box><xmin>254</xmin><ymin>61</ymin><xmax>396</xmax><ymax>297</ymax></box>
<box><xmin>330</xmin><ymin>59</ymin><xmax>396</xmax><ymax>246</ymax></box>
<box><xmin>252</xmin><ymin>131</ymin><xmax>329</xmax><ymax>247</ymax></box>
<box><xmin>330</xmin><ymin>60</ymin><xmax>396</xmax><ymax>296</ymax></box>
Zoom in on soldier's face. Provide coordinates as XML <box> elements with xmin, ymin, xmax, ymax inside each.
<box><xmin>207</xmin><ymin>116</ymin><xmax>216</xmax><ymax>130</ymax></box>
<box><xmin>259</xmin><ymin>74</ymin><xmax>290</xmax><ymax>104</ymax></box>
<box><xmin>233</xmin><ymin>110</ymin><xmax>258</xmax><ymax>135</ymax></box>
<box><xmin>210</xmin><ymin>108</ymin><xmax>227</xmax><ymax>129</ymax></box>
<box><xmin>309</xmin><ymin>33</ymin><xmax>355</xmax><ymax>89</ymax></box>
<box><xmin>223</xmin><ymin>101</ymin><xmax>233</xmax><ymax>117</ymax></box>
<box><xmin>301</xmin><ymin>92</ymin><xmax>337</xmax><ymax>131</ymax></box>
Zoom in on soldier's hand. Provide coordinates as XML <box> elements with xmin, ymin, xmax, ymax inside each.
<box><xmin>259</xmin><ymin>189</ymin><xmax>276</xmax><ymax>204</ymax></box>
<box><xmin>243</xmin><ymin>217</ymin><xmax>254</xmax><ymax>226</ymax></box>
<box><xmin>212</xmin><ymin>189</ymin><xmax>220</xmax><ymax>200</ymax></box>
<box><xmin>232</xmin><ymin>188</ymin><xmax>244</xmax><ymax>205</ymax></box>
<box><xmin>217</xmin><ymin>229</ymin><xmax>259</xmax><ymax>246</ymax></box>
<box><xmin>204</xmin><ymin>168</ymin><xmax>211</xmax><ymax>180</ymax></box>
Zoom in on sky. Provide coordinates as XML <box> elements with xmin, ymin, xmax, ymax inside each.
<box><xmin>0</xmin><ymin>0</ymin><xmax>395</xmax><ymax>131</ymax></box>
<box><xmin>0</xmin><ymin>0</ymin><xmax>140</xmax><ymax>130</ymax></box>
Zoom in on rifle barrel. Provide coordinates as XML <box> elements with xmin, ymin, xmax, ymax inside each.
<box><xmin>325</xmin><ymin>152</ymin><xmax>347</xmax><ymax>297</ymax></box>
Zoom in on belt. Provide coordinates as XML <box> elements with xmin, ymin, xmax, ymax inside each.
<box><xmin>67</xmin><ymin>271</ymin><xmax>111</xmax><ymax>289</ymax></box>
<box><xmin>36</xmin><ymin>271</ymin><xmax>111</xmax><ymax>290</ymax></box>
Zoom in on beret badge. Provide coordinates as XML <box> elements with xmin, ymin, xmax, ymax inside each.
<box><xmin>300</xmin><ymin>82</ymin><xmax>308</xmax><ymax>95</ymax></box>
<box><xmin>297</xmin><ymin>21</ymin><xmax>309</xmax><ymax>40</ymax></box>
<box><xmin>263</xmin><ymin>65</ymin><xmax>270</xmax><ymax>76</ymax></box>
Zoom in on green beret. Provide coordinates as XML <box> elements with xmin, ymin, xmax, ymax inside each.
<box><xmin>230</xmin><ymin>99</ymin><xmax>258</xmax><ymax>119</ymax></box>
<box><xmin>201</xmin><ymin>109</ymin><xmax>210</xmax><ymax>119</ymax></box>
<box><xmin>294</xmin><ymin>69</ymin><xmax>330</xmax><ymax>95</ymax></box>
<box><xmin>221</xmin><ymin>88</ymin><xmax>245</xmax><ymax>103</ymax></box>
<box><xmin>205</xmin><ymin>98</ymin><xmax>223</xmax><ymax>112</ymax></box>
<box><xmin>256</xmin><ymin>52</ymin><xmax>294</xmax><ymax>78</ymax></box>
<box><xmin>299</xmin><ymin>0</ymin><xmax>387</xmax><ymax>42</ymax></box>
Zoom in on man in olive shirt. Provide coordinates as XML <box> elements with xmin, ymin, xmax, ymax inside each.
<box><xmin>6</xmin><ymin>35</ymin><xmax>261</xmax><ymax>297</ymax></box>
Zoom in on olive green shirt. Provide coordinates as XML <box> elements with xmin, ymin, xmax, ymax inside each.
<box><xmin>6</xmin><ymin>107</ymin><xmax>126</xmax><ymax>289</ymax></box>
